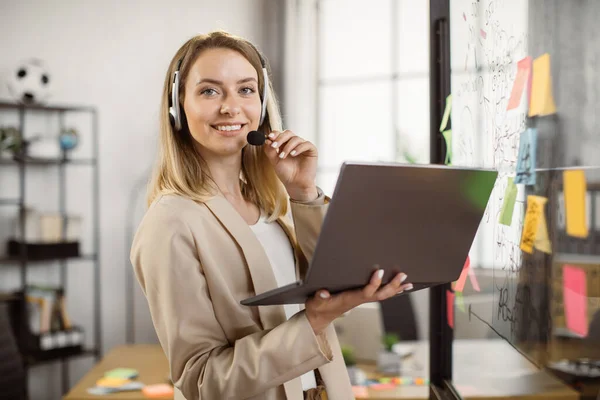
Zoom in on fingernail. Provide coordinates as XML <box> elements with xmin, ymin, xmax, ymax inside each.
<box><xmin>400</xmin><ymin>273</ymin><xmax>408</xmax><ymax>283</ymax></box>
<box><xmin>320</xmin><ymin>292</ymin><xmax>329</xmax><ymax>299</ymax></box>
<box><xmin>377</xmin><ymin>269</ymin><xmax>384</xmax><ymax>280</ymax></box>
<box><xmin>271</xmin><ymin>141</ymin><xmax>278</xmax><ymax>148</ymax></box>
<box><xmin>279</xmin><ymin>152</ymin><xmax>285</xmax><ymax>159</ymax></box>
<box><xmin>268</xmin><ymin>133</ymin><xmax>275</xmax><ymax>138</ymax></box>
<box><xmin>290</xmin><ymin>150</ymin><xmax>297</xmax><ymax>156</ymax></box>
<box><xmin>405</xmin><ymin>283</ymin><xmax>414</xmax><ymax>290</ymax></box>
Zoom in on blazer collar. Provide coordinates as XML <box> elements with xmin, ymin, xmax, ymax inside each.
<box><xmin>204</xmin><ymin>195</ymin><xmax>288</xmax><ymax>330</ymax></box>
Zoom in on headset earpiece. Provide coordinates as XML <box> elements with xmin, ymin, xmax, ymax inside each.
<box><xmin>169</xmin><ymin>59</ymin><xmax>183</xmax><ymax>131</ymax></box>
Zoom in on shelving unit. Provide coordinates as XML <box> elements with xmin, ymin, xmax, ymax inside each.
<box><xmin>0</xmin><ymin>100</ymin><xmax>101</xmax><ymax>397</ymax></box>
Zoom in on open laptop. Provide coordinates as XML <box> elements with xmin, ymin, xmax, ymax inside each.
<box><xmin>241</xmin><ymin>162</ymin><xmax>497</xmax><ymax>306</ymax></box>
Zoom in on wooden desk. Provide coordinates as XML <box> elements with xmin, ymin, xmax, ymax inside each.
<box><xmin>355</xmin><ymin>339</ymin><xmax>580</xmax><ymax>400</ymax></box>
<box><xmin>63</xmin><ymin>344</ymin><xmax>172</xmax><ymax>400</ymax></box>
<box><xmin>64</xmin><ymin>341</ymin><xmax>579</xmax><ymax>400</ymax></box>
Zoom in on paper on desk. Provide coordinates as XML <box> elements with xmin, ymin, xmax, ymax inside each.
<box><xmin>499</xmin><ymin>177</ymin><xmax>518</xmax><ymax>226</ymax></box>
<box><xmin>563</xmin><ymin>170</ymin><xmax>589</xmax><ymax>238</ymax></box>
<box><xmin>528</xmin><ymin>53</ymin><xmax>557</xmax><ymax>117</ymax></box>
<box><xmin>454</xmin><ymin>256</ymin><xmax>470</xmax><ymax>292</ymax></box>
<box><xmin>440</xmin><ymin>94</ymin><xmax>452</xmax><ymax>132</ymax></box>
<box><xmin>447</xmin><ymin>290</ymin><xmax>454</xmax><ymax>329</ymax></box>
<box><xmin>562</xmin><ymin>264</ymin><xmax>588</xmax><ymax>337</ymax></box>
<box><xmin>514</xmin><ymin>128</ymin><xmax>537</xmax><ymax>185</ymax></box>
<box><xmin>143</xmin><ymin>383</ymin><xmax>174</xmax><ymax>398</ymax></box>
<box><xmin>105</xmin><ymin>367</ymin><xmax>139</xmax><ymax>379</ymax></box>
<box><xmin>507</xmin><ymin>56</ymin><xmax>532</xmax><ymax>111</ymax></box>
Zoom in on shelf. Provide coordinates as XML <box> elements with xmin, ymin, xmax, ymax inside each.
<box><xmin>0</xmin><ymin>157</ymin><xmax>96</xmax><ymax>166</ymax></box>
<box><xmin>0</xmin><ymin>253</ymin><xmax>97</xmax><ymax>265</ymax></box>
<box><xmin>0</xmin><ymin>101</ymin><xmax>96</xmax><ymax>113</ymax></box>
<box><xmin>26</xmin><ymin>347</ymin><xmax>98</xmax><ymax>367</ymax></box>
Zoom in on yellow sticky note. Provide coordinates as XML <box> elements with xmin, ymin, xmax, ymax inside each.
<box><xmin>535</xmin><ymin>203</ymin><xmax>552</xmax><ymax>254</ymax></box>
<box><xmin>442</xmin><ymin>129</ymin><xmax>452</xmax><ymax>165</ymax></box>
<box><xmin>528</xmin><ymin>53</ymin><xmax>557</xmax><ymax>117</ymax></box>
<box><xmin>563</xmin><ymin>170</ymin><xmax>588</xmax><ymax>238</ymax></box>
<box><xmin>440</xmin><ymin>94</ymin><xmax>452</xmax><ymax>132</ymax></box>
<box><xmin>520</xmin><ymin>195</ymin><xmax>545</xmax><ymax>253</ymax></box>
<box><xmin>96</xmin><ymin>377</ymin><xmax>131</xmax><ymax>388</ymax></box>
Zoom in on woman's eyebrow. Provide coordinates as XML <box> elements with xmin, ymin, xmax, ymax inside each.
<box><xmin>196</xmin><ymin>77</ymin><xmax>258</xmax><ymax>86</ymax></box>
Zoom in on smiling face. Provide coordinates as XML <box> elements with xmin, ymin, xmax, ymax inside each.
<box><xmin>182</xmin><ymin>47</ymin><xmax>262</xmax><ymax>160</ymax></box>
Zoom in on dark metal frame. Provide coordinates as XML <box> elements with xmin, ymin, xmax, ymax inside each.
<box><xmin>429</xmin><ymin>0</ymin><xmax>462</xmax><ymax>399</ymax></box>
<box><xmin>0</xmin><ymin>101</ymin><xmax>102</xmax><ymax>397</ymax></box>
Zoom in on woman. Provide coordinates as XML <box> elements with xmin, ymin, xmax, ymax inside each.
<box><xmin>131</xmin><ymin>31</ymin><xmax>413</xmax><ymax>400</ymax></box>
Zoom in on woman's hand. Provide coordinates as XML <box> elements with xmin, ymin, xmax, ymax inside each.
<box><xmin>263</xmin><ymin>130</ymin><xmax>318</xmax><ymax>202</ymax></box>
<box><xmin>305</xmin><ymin>270</ymin><xmax>413</xmax><ymax>335</ymax></box>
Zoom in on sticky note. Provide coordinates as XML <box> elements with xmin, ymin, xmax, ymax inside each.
<box><xmin>455</xmin><ymin>290</ymin><xmax>465</xmax><ymax>312</ymax></box>
<box><xmin>442</xmin><ymin>129</ymin><xmax>452</xmax><ymax>165</ymax></box>
<box><xmin>454</xmin><ymin>256</ymin><xmax>470</xmax><ymax>292</ymax></box>
<box><xmin>563</xmin><ymin>265</ymin><xmax>588</xmax><ymax>337</ymax></box>
<box><xmin>105</xmin><ymin>368</ymin><xmax>139</xmax><ymax>379</ymax></box>
<box><xmin>446</xmin><ymin>290</ymin><xmax>454</xmax><ymax>329</ymax></box>
<box><xmin>480</xmin><ymin>29</ymin><xmax>487</xmax><ymax>39</ymax></box>
<box><xmin>514</xmin><ymin>128</ymin><xmax>537</xmax><ymax>185</ymax></box>
<box><xmin>96</xmin><ymin>377</ymin><xmax>131</xmax><ymax>388</ymax></box>
<box><xmin>528</xmin><ymin>53</ymin><xmax>557</xmax><ymax>117</ymax></box>
<box><xmin>467</xmin><ymin>266</ymin><xmax>481</xmax><ymax>292</ymax></box>
<box><xmin>370</xmin><ymin>383</ymin><xmax>396</xmax><ymax>391</ymax></box>
<box><xmin>352</xmin><ymin>386</ymin><xmax>369</xmax><ymax>398</ymax></box>
<box><xmin>440</xmin><ymin>94</ymin><xmax>452</xmax><ymax>132</ymax></box>
<box><xmin>534</xmin><ymin>207</ymin><xmax>552</xmax><ymax>254</ymax></box>
<box><xmin>499</xmin><ymin>177</ymin><xmax>518</xmax><ymax>226</ymax></box>
<box><xmin>507</xmin><ymin>56</ymin><xmax>532</xmax><ymax>111</ymax></box>
<box><xmin>563</xmin><ymin>170</ymin><xmax>589</xmax><ymax>238</ymax></box>
<box><xmin>520</xmin><ymin>195</ymin><xmax>545</xmax><ymax>253</ymax></box>
<box><xmin>142</xmin><ymin>383</ymin><xmax>174</xmax><ymax>398</ymax></box>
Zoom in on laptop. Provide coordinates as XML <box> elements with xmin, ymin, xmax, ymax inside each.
<box><xmin>241</xmin><ymin>162</ymin><xmax>498</xmax><ymax>306</ymax></box>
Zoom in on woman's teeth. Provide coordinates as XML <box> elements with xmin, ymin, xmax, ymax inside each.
<box><xmin>216</xmin><ymin>125</ymin><xmax>242</xmax><ymax>131</ymax></box>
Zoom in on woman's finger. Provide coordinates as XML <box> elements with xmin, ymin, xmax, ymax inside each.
<box><xmin>269</xmin><ymin>130</ymin><xmax>295</xmax><ymax>150</ymax></box>
<box><xmin>375</xmin><ymin>273</ymin><xmax>408</xmax><ymax>301</ymax></box>
<box><xmin>289</xmin><ymin>141</ymin><xmax>317</xmax><ymax>157</ymax></box>
<box><xmin>278</xmin><ymin>136</ymin><xmax>305</xmax><ymax>159</ymax></box>
<box><xmin>362</xmin><ymin>268</ymin><xmax>384</xmax><ymax>298</ymax></box>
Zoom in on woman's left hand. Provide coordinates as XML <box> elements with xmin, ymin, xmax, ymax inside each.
<box><xmin>263</xmin><ymin>130</ymin><xmax>318</xmax><ymax>201</ymax></box>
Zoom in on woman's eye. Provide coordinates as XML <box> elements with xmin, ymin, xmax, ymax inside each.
<box><xmin>240</xmin><ymin>87</ymin><xmax>255</xmax><ymax>95</ymax></box>
<box><xmin>200</xmin><ymin>88</ymin><xmax>218</xmax><ymax>96</ymax></box>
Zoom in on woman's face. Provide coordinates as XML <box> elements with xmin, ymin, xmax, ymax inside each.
<box><xmin>182</xmin><ymin>47</ymin><xmax>262</xmax><ymax>158</ymax></box>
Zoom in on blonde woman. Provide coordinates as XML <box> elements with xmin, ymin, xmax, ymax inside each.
<box><xmin>131</xmin><ymin>31</ymin><xmax>413</xmax><ymax>400</ymax></box>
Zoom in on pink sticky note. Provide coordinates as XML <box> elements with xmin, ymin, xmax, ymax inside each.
<box><xmin>454</xmin><ymin>256</ymin><xmax>470</xmax><ymax>292</ymax></box>
<box><xmin>352</xmin><ymin>386</ymin><xmax>369</xmax><ymax>398</ymax></box>
<box><xmin>480</xmin><ymin>29</ymin><xmax>487</xmax><ymax>39</ymax></box>
<box><xmin>463</xmin><ymin>12</ymin><xmax>467</xmax><ymax>21</ymax></box>
<box><xmin>507</xmin><ymin>56</ymin><xmax>532</xmax><ymax>110</ymax></box>
<box><xmin>467</xmin><ymin>266</ymin><xmax>481</xmax><ymax>292</ymax></box>
<box><xmin>563</xmin><ymin>265</ymin><xmax>589</xmax><ymax>337</ymax></box>
<box><xmin>370</xmin><ymin>383</ymin><xmax>396</xmax><ymax>391</ymax></box>
<box><xmin>447</xmin><ymin>290</ymin><xmax>455</xmax><ymax>329</ymax></box>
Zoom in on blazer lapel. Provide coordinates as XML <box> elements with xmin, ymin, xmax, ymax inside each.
<box><xmin>204</xmin><ymin>196</ymin><xmax>286</xmax><ymax>330</ymax></box>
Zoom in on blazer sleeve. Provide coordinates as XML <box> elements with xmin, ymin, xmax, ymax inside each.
<box><xmin>130</xmin><ymin>203</ymin><xmax>333</xmax><ymax>400</ymax></box>
<box><xmin>289</xmin><ymin>189</ymin><xmax>330</xmax><ymax>262</ymax></box>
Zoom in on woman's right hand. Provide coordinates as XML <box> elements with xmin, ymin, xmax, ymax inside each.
<box><xmin>304</xmin><ymin>269</ymin><xmax>413</xmax><ymax>335</ymax></box>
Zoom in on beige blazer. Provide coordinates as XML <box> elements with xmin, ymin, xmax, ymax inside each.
<box><xmin>130</xmin><ymin>192</ymin><xmax>354</xmax><ymax>400</ymax></box>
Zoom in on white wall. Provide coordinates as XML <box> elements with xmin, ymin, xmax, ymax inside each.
<box><xmin>0</xmin><ymin>1</ymin><xmax>273</xmax><ymax>398</ymax></box>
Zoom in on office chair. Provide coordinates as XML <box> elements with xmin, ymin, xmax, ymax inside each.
<box><xmin>379</xmin><ymin>294</ymin><xmax>419</xmax><ymax>340</ymax></box>
<box><xmin>0</xmin><ymin>300</ymin><xmax>27</xmax><ymax>400</ymax></box>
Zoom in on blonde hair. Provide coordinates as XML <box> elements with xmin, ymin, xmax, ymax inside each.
<box><xmin>147</xmin><ymin>31</ymin><xmax>288</xmax><ymax>221</ymax></box>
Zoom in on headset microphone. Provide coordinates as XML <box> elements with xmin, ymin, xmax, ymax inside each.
<box><xmin>246</xmin><ymin>130</ymin><xmax>266</xmax><ymax>146</ymax></box>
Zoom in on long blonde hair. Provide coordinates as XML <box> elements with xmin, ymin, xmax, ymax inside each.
<box><xmin>147</xmin><ymin>31</ymin><xmax>288</xmax><ymax>221</ymax></box>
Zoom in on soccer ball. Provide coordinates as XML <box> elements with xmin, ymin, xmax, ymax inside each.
<box><xmin>6</xmin><ymin>58</ymin><xmax>52</xmax><ymax>105</ymax></box>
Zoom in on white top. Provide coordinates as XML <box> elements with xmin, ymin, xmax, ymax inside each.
<box><xmin>249</xmin><ymin>212</ymin><xmax>318</xmax><ymax>391</ymax></box>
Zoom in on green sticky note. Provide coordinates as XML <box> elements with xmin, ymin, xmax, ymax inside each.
<box><xmin>455</xmin><ymin>291</ymin><xmax>466</xmax><ymax>312</ymax></box>
<box><xmin>499</xmin><ymin>177</ymin><xmax>518</xmax><ymax>226</ymax></box>
<box><xmin>439</xmin><ymin>94</ymin><xmax>452</xmax><ymax>132</ymax></box>
<box><xmin>442</xmin><ymin>129</ymin><xmax>452</xmax><ymax>165</ymax></box>
<box><xmin>104</xmin><ymin>368</ymin><xmax>139</xmax><ymax>379</ymax></box>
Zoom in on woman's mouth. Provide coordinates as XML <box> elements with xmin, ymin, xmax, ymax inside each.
<box><xmin>212</xmin><ymin>124</ymin><xmax>245</xmax><ymax>136</ymax></box>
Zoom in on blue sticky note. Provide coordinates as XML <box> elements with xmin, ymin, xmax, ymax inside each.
<box><xmin>514</xmin><ymin>128</ymin><xmax>537</xmax><ymax>185</ymax></box>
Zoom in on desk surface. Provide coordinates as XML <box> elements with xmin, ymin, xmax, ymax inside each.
<box><xmin>63</xmin><ymin>344</ymin><xmax>171</xmax><ymax>400</ymax></box>
<box><xmin>64</xmin><ymin>340</ymin><xmax>579</xmax><ymax>400</ymax></box>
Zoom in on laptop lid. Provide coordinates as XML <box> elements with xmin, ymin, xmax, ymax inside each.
<box><xmin>303</xmin><ymin>162</ymin><xmax>497</xmax><ymax>290</ymax></box>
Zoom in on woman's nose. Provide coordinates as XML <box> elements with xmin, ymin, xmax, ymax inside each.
<box><xmin>220</xmin><ymin>102</ymin><xmax>241</xmax><ymax>116</ymax></box>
